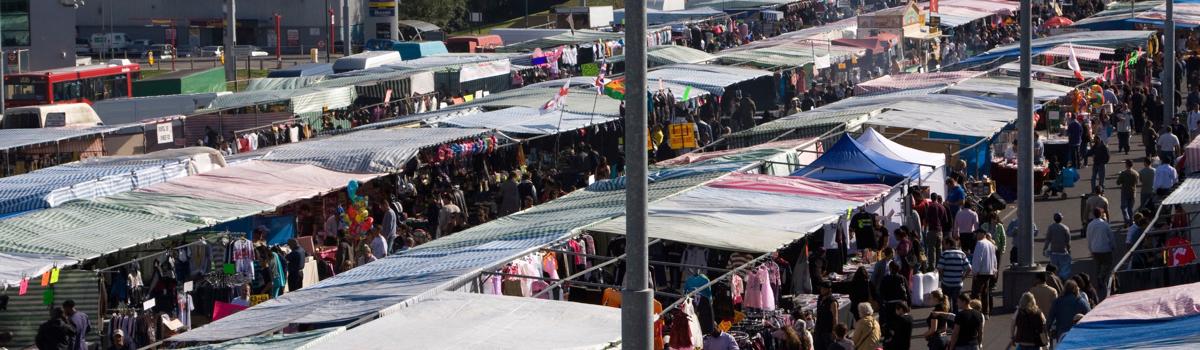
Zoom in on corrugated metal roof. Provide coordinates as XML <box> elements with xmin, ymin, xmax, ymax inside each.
<box><xmin>0</xmin><ymin>270</ymin><xmax>102</xmax><ymax>348</ymax></box>
<box><xmin>0</xmin><ymin>125</ymin><xmax>126</xmax><ymax>151</ymax></box>
<box><xmin>1163</xmin><ymin>176</ymin><xmax>1200</xmax><ymax>205</ymax></box>
<box><xmin>497</xmin><ymin>30</ymin><xmax>624</xmax><ymax>52</ymax></box>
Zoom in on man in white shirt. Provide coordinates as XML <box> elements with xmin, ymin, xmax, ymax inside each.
<box><xmin>1157</xmin><ymin>127</ymin><xmax>1181</xmax><ymax>166</ymax></box>
<box><xmin>1086</xmin><ymin>208</ymin><xmax>1115</xmax><ymax>289</ymax></box>
<box><xmin>1154</xmin><ymin>160</ymin><xmax>1179</xmax><ymax>197</ymax></box>
<box><xmin>368</xmin><ymin>227</ymin><xmax>388</xmax><ymax>260</ymax></box>
<box><xmin>970</xmin><ymin>230</ymin><xmax>998</xmax><ymax>316</ymax></box>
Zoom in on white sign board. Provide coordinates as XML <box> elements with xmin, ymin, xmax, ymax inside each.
<box><xmin>156</xmin><ymin>123</ymin><xmax>174</xmax><ymax>144</ymax></box>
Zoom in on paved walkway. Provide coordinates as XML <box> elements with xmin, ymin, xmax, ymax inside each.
<box><xmin>906</xmin><ymin>130</ymin><xmax>1144</xmax><ymax>350</ymax></box>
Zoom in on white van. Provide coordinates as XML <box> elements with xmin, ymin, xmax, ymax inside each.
<box><xmin>332</xmin><ymin>50</ymin><xmax>402</xmax><ymax>73</ymax></box>
<box><xmin>1</xmin><ymin>103</ymin><xmax>103</xmax><ymax>129</ymax></box>
<box><xmin>89</xmin><ymin>33</ymin><xmax>129</xmax><ymax>53</ymax></box>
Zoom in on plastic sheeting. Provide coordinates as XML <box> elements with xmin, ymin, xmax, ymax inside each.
<box><xmin>311</xmin><ymin>292</ymin><xmax>621</xmax><ymax>350</ymax></box>
<box><xmin>793</xmin><ymin>135</ymin><xmax>920</xmax><ymax>185</ymax></box>
<box><xmin>254</xmin><ymin>128</ymin><xmax>491</xmax><ymax>173</ymax></box>
<box><xmin>646</xmin><ymin>64</ymin><xmax>772</xmax><ymax>95</ymax></box>
<box><xmin>435</xmin><ymin>106</ymin><xmax>619</xmax><ymax>135</ymax></box>
<box><xmin>138</xmin><ymin>160</ymin><xmax>380</xmax><ymax>207</ymax></box>
<box><xmin>0</xmin><ymin>147</ymin><xmax>225</xmax><ymax>215</ymax></box>
<box><xmin>587</xmin><ymin>176</ymin><xmax>889</xmax><ymax>253</ymax></box>
<box><xmin>0</xmin><ymin>252</ymin><xmax>77</xmax><ymax>287</ymax></box>
<box><xmin>1163</xmin><ymin>176</ymin><xmax>1200</xmax><ymax>205</ymax></box>
<box><xmin>180</xmin><ymin>327</ymin><xmax>344</xmax><ymax>350</ymax></box>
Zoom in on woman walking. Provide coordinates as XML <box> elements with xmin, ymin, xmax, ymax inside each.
<box><xmin>1010</xmin><ymin>292</ymin><xmax>1048</xmax><ymax>350</ymax></box>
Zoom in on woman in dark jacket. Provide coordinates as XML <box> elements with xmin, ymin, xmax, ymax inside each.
<box><xmin>847</xmin><ymin>267</ymin><xmax>870</xmax><ymax>320</ymax></box>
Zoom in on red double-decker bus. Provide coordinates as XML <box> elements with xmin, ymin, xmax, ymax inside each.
<box><xmin>4</xmin><ymin>60</ymin><xmax>141</xmax><ymax>108</ymax></box>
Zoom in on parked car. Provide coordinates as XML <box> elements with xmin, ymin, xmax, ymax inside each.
<box><xmin>232</xmin><ymin>45</ymin><xmax>268</xmax><ymax>57</ymax></box>
<box><xmin>126</xmin><ymin>39</ymin><xmax>152</xmax><ymax>57</ymax></box>
<box><xmin>143</xmin><ymin>44</ymin><xmax>175</xmax><ymax>60</ymax></box>
<box><xmin>197</xmin><ymin>46</ymin><xmax>223</xmax><ymax>57</ymax></box>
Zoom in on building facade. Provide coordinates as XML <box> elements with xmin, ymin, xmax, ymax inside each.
<box><xmin>74</xmin><ymin>0</ymin><xmax>368</xmax><ymax>55</ymax></box>
<box><xmin>2</xmin><ymin>0</ymin><xmax>78</xmax><ymax>71</ymax></box>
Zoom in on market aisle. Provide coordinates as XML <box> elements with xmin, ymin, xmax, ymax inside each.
<box><xmin>908</xmin><ymin>130</ymin><xmax>1143</xmax><ymax>350</ymax></box>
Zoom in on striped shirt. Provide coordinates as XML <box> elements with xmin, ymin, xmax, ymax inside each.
<box><xmin>937</xmin><ymin>249</ymin><xmax>972</xmax><ymax>287</ymax></box>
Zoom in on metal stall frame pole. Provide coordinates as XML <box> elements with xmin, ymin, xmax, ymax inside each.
<box><xmin>622</xmin><ymin>0</ymin><xmax>652</xmax><ymax>347</ymax></box>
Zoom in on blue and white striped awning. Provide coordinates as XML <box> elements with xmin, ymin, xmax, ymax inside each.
<box><xmin>0</xmin><ymin>148</ymin><xmax>223</xmax><ymax>215</ymax></box>
<box><xmin>0</xmin><ymin>125</ymin><xmax>126</xmax><ymax>151</ymax></box>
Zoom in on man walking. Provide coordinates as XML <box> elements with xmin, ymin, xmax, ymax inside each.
<box><xmin>1087</xmin><ymin>208</ymin><xmax>1115</xmax><ymax>292</ymax></box>
<box><xmin>1083</xmin><ymin>186</ymin><xmax>1109</xmax><ymax>237</ymax></box>
<box><xmin>1044</xmin><ymin>213</ymin><xmax>1073</xmax><ymax>279</ymax></box>
<box><xmin>1158</xmin><ymin>126</ymin><xmax>1181</xmax><ymax>166</ymax></box>
<box><xmin>1068</xmin><ymin>114</ymin><xmax>1084</xmax><ymax>169</ymax></box>
<box><xmin>1139</xmin><ymin>157</ymin><xmax>1157</xmax><ymax>209</ymax></box>
<box><xmin>1116</xmin><ymin>105</ymin><xmax>1132</xmax><ymax>154</ymax></box>
<box><xmin>285</xmin><ymin>239</ymin><xmax>307</xmax><ymax>293</ymax></box>
<box><xmin>970</xmin><ymin>230</ymin><xmax>998</xmax><ymax>316</ymax></box>
<box><xmin>1087</xmin><ymin>136</ymin><xmax>1110</xmax><ymax>191</ymax></box>
<box><xmin>937</xmin><ymin>237</ymin><xmax>971</xmax><ymax>313</ymax></box>
<box><xmin>1116</xmin><ymin>159</ymin><xmax>1140</xmax><ymax>225</ymax></box>
<box><xmin>955</xmin><ymin>202</ymin><xmax>979</xmax><ymax>255</ymax></box>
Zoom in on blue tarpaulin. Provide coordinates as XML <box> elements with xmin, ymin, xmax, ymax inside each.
<box><xmin>210</xmin><ymin>214</ymin><xmax>296</xmax><ymax>246</ymax></box>
<box><xmin>792</xmin><ymin>135</ymin><xmax>919</xmax><ymax>185</ymax></box>
<box><xmin>1058</xmin><ymin>313</ymin><xmax>1200</xmax><ymax>349</ymax></box>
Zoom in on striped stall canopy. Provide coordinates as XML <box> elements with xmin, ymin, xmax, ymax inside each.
<box><xmin>0</xmin><ymin>191</ymin><xmax>268</xmax><ymax>259</ymax></box>
<box><xmin>853</xmin><ymin>71</ymin><xmax>986</xmax><ymax>96</ymax></box>
<box><xmin>0</xmin><ymin>147</ymin><xmax>224</xmax><ymax>215</ymax></box>
<box><xmin>0</xmin><ymin>124</ymin><xmax>127</xmax><ymax>152</ymax></box>
<box><xmin>1038</xmin><ymin>43</ymin><xmax>1117</xmax><ymax>62</ymax></box>
<box><xmin>0</xmin><ymin>270</ymin><xmax>102</xmax><ymax>348</ymax></box>
<box><xmin>169</xmin><ymin>147</ymin><xmax>780</xmax><ymax>343</ymax></box>
<box><xmin>138</xmin><ymin>160</ymin><xmax>381</xmax><ymax>207</ymax></box>
<box><xmin>256</xmin><ymin>127</ymin><xmax>492</xmax><ymax>174</ymax></box>
<box><xmin>646</xmin><ymin>64</ymin><xmax>772</xmax><ymax>96</ymax></box>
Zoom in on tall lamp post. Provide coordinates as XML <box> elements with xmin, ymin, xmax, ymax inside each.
<box><xmin>1165</xmin><ymin>0</ymin><xmax>1176</xmax><ymax>130</ymax></box>
<box><xmin>223</xmin><ymin>0</ymin><xmax>237</xmax><ymax>82</ymax></box>
<box><xmin>621</xmin><ymin>0</ymin><xmax>652</xmax><ymax>348</ymax></box>
<box><xmin>1004</xmin><ymin>0</ymin><xmax>1044</xmax><ymax>308</ymax></box>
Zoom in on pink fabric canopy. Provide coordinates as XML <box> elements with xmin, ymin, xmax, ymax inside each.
<box><xmin>706</xmin><ymin>172</ymin><xmax>891</xmax><ymax>202</ymax></box>
<box><xmin>138</xmin><ymin>160</ymin><xmax>381</xmax><ymax>207</ymax></box>
<box><xmin>1079</xmin><ymin>281</ymin><xmax>1200</xmax><ymax>324</ymax></box>
<box><xmin>1039</xmin><ymin>43</ymin><xmax>1115</xmax><ymax>63</ymax></box>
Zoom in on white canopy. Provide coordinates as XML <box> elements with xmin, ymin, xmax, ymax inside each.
<box><xmin>310</xmin><ymin>292</ymin><xmax>621</xmax><ymax>350</ymax></box>
<box><xmin>857</xmin><ymin>128</ymin><xmax>946</xmax><ymax>167</ymax></box>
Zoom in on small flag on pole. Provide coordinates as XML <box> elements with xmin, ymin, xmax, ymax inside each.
<box><xmin>540</xmin><ymin>79</ymin><xmax>571</xmax><ymax>114</ymax></box>
<box><xmin>1067</xmin><ymin>43</ymin><xmax>1085</xmax><ymax>81</ymax></box>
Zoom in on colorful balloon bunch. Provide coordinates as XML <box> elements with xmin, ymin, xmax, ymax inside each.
<box><xmin>342</xmin><ymin>180</ymin><xmax>374</xmax><ymax>237</ymax></box>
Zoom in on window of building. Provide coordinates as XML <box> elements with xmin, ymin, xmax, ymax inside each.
<box><xmin>0</xmin><ymin>0</ymin><xmax>30</xmax><ymax>47</ymax></box>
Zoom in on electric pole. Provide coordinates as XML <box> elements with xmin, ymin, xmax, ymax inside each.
<box><xmin>391</xmin><ymin>0</ymin><xmax>400</xmax><ymax>40</ymax></box>
<box><xmin>1166</xmin><ymin>0</ymin><xmax>1176</xmax><ymax>129</ymax></box>
<box><xmin>621</xmin><ymin>0</ymin><xmax>652</xmax><ymax>348</ymax></box>
<box><xmin>343</xmin><ymin>0</ymin><xmax>352</xmax><ymax>56</ymax></box>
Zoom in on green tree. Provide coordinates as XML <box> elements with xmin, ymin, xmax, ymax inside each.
<box><xmin>398</xmin><ymin>0</ymin><xmax>469</xmax><ymax>33</ymax></box>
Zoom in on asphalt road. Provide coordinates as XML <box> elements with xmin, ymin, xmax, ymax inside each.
<box><xmin>905</xmin><ymin>130</ymin><xmax>1143</xmax><ymax>350</ymax></box>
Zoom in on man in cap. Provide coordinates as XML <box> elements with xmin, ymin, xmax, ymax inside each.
<box><xmin>107</xmin><ymin>329</ymin><xmax>134</xmax><ymax>350</ymax></box>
